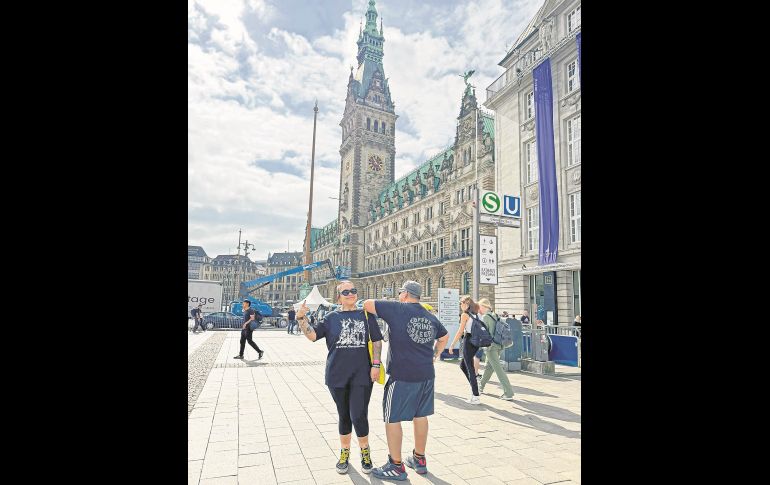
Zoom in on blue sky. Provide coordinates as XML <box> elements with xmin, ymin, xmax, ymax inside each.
<box><xmin>188</xmin><ymin>0</ymin><xmax>543</xmax><ymax>260</ymax></box>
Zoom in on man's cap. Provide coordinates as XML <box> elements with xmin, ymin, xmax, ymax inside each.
<box><xmin>399</xmin><ymin>280</ymin><xmax>421</xmax><ymax>298</ymax></box>
<box><xmin>478</xmin><ymin>298</ymin><xmax>492</xmax><ymax>309</ymax></box>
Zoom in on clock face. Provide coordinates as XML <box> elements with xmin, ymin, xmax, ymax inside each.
<box><xmin>368</xmin><ymin>154</ymin><xmax>383</xmax><ymax>171</ymax></box>
<box><xmin>463</xmin><ymin>118</ymin><xmax>474</xmax><ymax>135</ymax></box>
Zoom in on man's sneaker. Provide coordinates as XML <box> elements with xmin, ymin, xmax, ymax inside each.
<box><xmin>467</xmin><ymin>395</ymin><xmax>481</xmax><ymax>405</ymax></box>
<box><xmin>500</xmin><ymin>393</ymin><xmax>514</xmax><ymax>401</ymax></box>
<box><xmin>360</xmin><ymin>446</ymin><xmax>373</xmax><ymax>474</ymax></box>
<box><xmin>404</xmin><ymin>451</ymin><xmax>427</xmax><ymax>475</ymax></box>
<box><xmin>258</xmin><ymin>350</ymin><xmax>264</xmax><ymax>360</ymax></box>
<box><xmin>233</xmin><ymin>355</ymin><xmax>244</xmax><ymax>359</ymax></box>
<box><xmin>372</xmin><ymin>455</ymin><xmax>407</xmax><ymax>481</ymax></box>
<box><xmin>336</xmin><ymin>448</ymin><xmax>350</xmax><ymax>474</ymax></box>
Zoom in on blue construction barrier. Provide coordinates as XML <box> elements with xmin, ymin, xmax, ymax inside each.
<box><xmin>548</xmin><ymin>334</ymin><xmax>579</xmax><ymax>366</ymax></box>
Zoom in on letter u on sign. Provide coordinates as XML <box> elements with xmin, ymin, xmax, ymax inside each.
<box><xmin>503</xmin><ymin>195</ymin><xmax>521</xmax><ymax>217</ymax></box>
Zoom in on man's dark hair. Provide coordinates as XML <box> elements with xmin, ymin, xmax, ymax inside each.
<box><xmin>243</xmin><ymin>300</ymin><xmax>251</xmax><ymax>306</ymax></box>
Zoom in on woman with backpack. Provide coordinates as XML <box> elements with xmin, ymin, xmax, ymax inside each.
<box><xmin>448</xmin><ymin>296</ymin><xmax>483</xmax><ymax>404</ymax></box>
<box><xmin>477</xmin><ymin>298</ymin><xmax>514</xmax><ymax>401</ymax></box>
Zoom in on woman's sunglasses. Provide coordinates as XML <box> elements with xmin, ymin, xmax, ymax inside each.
<box><xmin>340</xmin><ymin>288</ymin><xmax>358</xmax><ymax>296</ymax></box>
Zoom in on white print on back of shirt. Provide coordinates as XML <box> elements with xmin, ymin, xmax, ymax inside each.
<box><xmin>407</xmin><ymin>317</ymin><xmax>435</xmax><ymax>344</ymax></box>
<box><xmin>336</xmin><ymin>318</ymin><xmax>367</xmax><ymax>348</ymax></box>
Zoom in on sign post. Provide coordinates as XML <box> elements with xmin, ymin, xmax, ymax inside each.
<box><xmin>479</xmin><ymin>235</ymin><xmax>498</xmax><ymax>285</ymax></box>
<box><xmin>438</xmin><ymin>288</ymin><xmax>460</xmax><ymax>355</ymax></box>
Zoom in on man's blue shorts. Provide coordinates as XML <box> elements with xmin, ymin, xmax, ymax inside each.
<box><xmin>382</xmin><ymin>377</ymin><xmax>435</xmax><ymax>423</ymax></box>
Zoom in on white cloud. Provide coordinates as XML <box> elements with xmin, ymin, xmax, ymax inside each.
<box><xmin>189</xmin><ymin>0</ymin><xmax>544</xmax><ymax>259</ymax></box>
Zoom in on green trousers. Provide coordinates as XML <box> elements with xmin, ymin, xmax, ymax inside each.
<box><xmin>479</xmin><ymin>344</ymin><xmax>514</xmax><ymax>397</ymax></box>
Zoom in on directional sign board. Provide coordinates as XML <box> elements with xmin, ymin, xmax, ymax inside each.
<box><xmin>438</xmin><ymin>288</ymin><xmax>460</xmax><ymax>349</ymax></box>
<box><xmin>479</xmin><ymin>235</ymin><xmax>498</xmax><ymax>285</ymax></box>
<box><xmin>479</xmin><ymin>213</ymin><xmax>522</xmax><ymax>227</ymax></box>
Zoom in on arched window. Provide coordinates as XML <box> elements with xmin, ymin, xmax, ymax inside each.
<box><xmin>374</xmin><ymin>120</ymin><xmax>379</xmax><ymax>132</ymax></box>
<box><xmin>381</xmin><ymin>122</ymin><xmax>386</xmax><ymax>134</ymax></box>
<box><xmin>426</xmin><ymin>278</ymin><xmax>432</xmax><ymax>297</ymax></box>
<box><xmin>374</xmin><ymin>284</ymin><xmax>378</xmax><ymax>298</ymax></box>
<box><xmin>367</xmin><ymin>118</ymin><xmax>371</xmax><ymax>130</ymax></box>
<box><xmin>462</xmin><ymin>272</ymin><xmax>471</xmax><ymax>294</ymax></box>
<box><xmin>439</xmin><ymin>275</ymin><xmax>445</xmax><ymax>288</ymax></box>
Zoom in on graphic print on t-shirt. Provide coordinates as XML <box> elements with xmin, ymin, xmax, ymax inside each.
<box><xmin>336</xmin><ymin>318</ymin><xmax>367</xmax><ymax>348</ymax></box>
<box><xmin>407</xmin><ymin>317</ymin><xmax>436</xmax><ymax>344</ymax></box>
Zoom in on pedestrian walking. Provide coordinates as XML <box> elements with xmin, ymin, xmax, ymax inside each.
<box><xmin>233</xmin><ymin>300</ymin><xmax>264</xmax><ymax>360</ymax></box>
<box><xmin>477</xmin><ymin>298</ymin><xmax>514</xmax><ymax>400</ymax></box>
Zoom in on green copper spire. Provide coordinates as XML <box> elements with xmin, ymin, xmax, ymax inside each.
<box><xmin>356</xmin><ymin>0</ymin><xmax>384</xmax><ymax>66</ymax></box>
<box><xmin>351</xmin><ymin>0</ymin><xmax>393</xmax><ymax>111</ymax></box>
<box><xmin>365</xmin><ymin>0</ymin><xmax>378</xmax><ymax>33</ymax></box>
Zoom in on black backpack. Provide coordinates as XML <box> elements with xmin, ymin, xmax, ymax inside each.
<box><xmin>469</xmin><ymin>313</ymin><xmax>494</xmax><ymax>348</ymax></box>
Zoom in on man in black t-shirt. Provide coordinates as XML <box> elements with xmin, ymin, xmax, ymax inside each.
<box><xmin>287</xmin><ymin>308</ymin><xmax>297</xmax><ymax>334</ymax></box>
<box><xmin>191</xmin><ymin>304</ymin><xmax>204</xmax><ymax>333</ymax></box>
<box><xmin>233</xmin><ymin>300</ymin><xmax>264</xmax><ymax>360</ymax></box>
<box><xmin>363</xmin><ymin>280</ymin><xmax>449</xmax><ymax>480</ymax></box>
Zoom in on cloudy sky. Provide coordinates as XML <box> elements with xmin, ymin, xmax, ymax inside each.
<box><xmin>188</xmin><ymin>0</ymin><xmax>543</xmax><ymax>260</ymax></box>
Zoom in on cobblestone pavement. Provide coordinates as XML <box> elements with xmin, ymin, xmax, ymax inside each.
<box><xmin>189</xmin><ymin>332</ymin><xmax>227</xmax><ymax>415</ymax></box>
<box><xmin>188</xmin><ymin>331</ymin><xmax>581</xmax><ymax>484</ymax></box>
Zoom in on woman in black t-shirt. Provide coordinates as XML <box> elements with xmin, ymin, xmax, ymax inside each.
<box><xmin>296</xmin><ymin>281</ymin><xmax>383</xmax><ymax>475</ymax></box>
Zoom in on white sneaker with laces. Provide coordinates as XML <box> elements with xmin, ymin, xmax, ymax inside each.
<box><xmin>468</xmin><ymin>395</ymin><xmax>481</xmax><ymax>405</ymax></box>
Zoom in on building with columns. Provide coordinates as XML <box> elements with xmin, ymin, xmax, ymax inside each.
<box><xmin>484</xmin><ymin>0</ymin><xmax>581</xmax><ymax>324</ymax></box>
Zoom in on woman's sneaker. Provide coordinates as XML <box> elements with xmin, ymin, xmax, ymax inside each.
<box><xmin>336</xmin><ymin>448</ymin><xmax>350</xmax><ymax>474</ymax></box>
<box><xmin>371</xmin><ymin>455</ymin><xmax>407</xmax><ymax>481</ymax></box>
<box><xmin>467</xmin><ymin>395</ymin><xmax>481</xmax><ymax>405</ymax></box>
<box><xmin>360</xmin><ymin>446</ymin><xmax>373</xmax><ymax>474</ymax></box>
<box><xmin>405</xmin><ymin>450</ymin><xmax>428</xmax><ymax>474</ymax></box>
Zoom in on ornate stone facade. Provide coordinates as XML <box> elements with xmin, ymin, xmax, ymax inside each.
<box><xmin>305</xmin><ymin>1</ymin><xmax>497</xmax><ymax>308</ymax></box>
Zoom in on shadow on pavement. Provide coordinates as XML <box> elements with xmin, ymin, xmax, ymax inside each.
<box><xmin>513</xmin><ymin>371</ymin><xmax>581</xmax><ymax>382</ymax></box>
<box><xmin>512</xmin><ymin>399</ymin><xmax>581</xmax><ymax>423</ymax></box>
<box><xmin>369</xmin><ymin>469</ymin><xmax>469</xmax><ymax>484</ymax></box>
<box><xmin>487</xmin><ymin>409</ymin><xmax>580</xmax><ymax>440</ymax></box>
<box><xmin>434</xmin><ymin>391</ymin><xmax>487</xmax><ymax>411</ymax></box>
<box><xmin>434</xmin><ymin>392</ymin><xmax>580</xmax><ymax>440</ymax></box>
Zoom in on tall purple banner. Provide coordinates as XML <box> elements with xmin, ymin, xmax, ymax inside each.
<box><xmin>534</xmin><ymin>59</ymin><xmax>559</xmax><ymax>265</ymax></box>
<box><xmin>576</xmin><ymin>32</ymin><xmax>581</xmax><ymax>82</ymax></box>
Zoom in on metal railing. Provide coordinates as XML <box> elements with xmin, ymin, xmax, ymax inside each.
<box><xmin>195</xmin><ymin>315</ymin><xmax>288</xmax><ymax>331</ymax></box>
<box><xmin>520</xmin><ymin>324</ymin><xmax>580</xmax><ymax>367</ymax></box>
<box><xmin>544</xmin><ymin>324</ymin><xmax>581</xmax><ymax>338</ymax></box>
